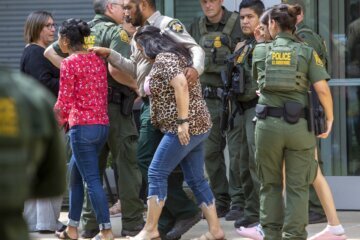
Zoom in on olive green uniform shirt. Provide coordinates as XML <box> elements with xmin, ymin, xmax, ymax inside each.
<box><xmin>296</xmin><ymin>21</ymin><xmax>328</xmax><ymax>67</ymax></box>
<box><xmin>188</xmin><ymin>7</ymin><xmax>243</xmax><ymax>87</ymax></box>
<box><xmin>252</xmin><ymin>32</ymin><xmax>330</xmax><ymax>107</ymax></box>
<box><xmin>53</xmin><ymin>14</ymin><xmax>131</xmax><ymax>87</ymax></box>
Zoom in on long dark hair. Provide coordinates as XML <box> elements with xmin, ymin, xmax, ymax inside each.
<box><xmin>268</xmin><ymin>4</ymin><xmax>301</xmax><ymax>32</ymax></box>
<box><xmin>134</xmin><ymin>25</ymin><xmax>193</xmax><ymax>66</ymax></box>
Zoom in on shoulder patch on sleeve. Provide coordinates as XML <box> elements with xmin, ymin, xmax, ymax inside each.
<box><xmin>313</xmin><ymin>51</ymin><xmax>324</xmax><ymax>67</ymax></box>
<box><xmin>0</xmin><ymin>98</ymin><xmax>19</xmax><ymax>137</ymax></box>
<box><xmin>119</xmin><ymin>29</ymin><xmax>130</xmax><ymax>43</ymax></box>
<box><xmin>167</xmin><ymin>19</ymin><xmax>184</xmax><ymax>33</ymax></box>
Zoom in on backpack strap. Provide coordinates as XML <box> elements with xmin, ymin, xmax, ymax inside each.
<box><xmin>199</xmin><ymin>12</ymin><xmax>238</xmax><ymax>36</ymax></box>
<box><xmin>222</xmin><ymin>12</ymin><xmax>238</xmax><ymax>36</ymax></box>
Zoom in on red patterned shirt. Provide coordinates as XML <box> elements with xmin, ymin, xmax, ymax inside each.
<box><xmin>54</xmin><ymin>52</ymin><xmax>109</xmax><ymax>127</ymax></box>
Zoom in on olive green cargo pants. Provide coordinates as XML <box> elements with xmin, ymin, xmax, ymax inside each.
<box><xmin>255</xmin><ymin>118</ymin><xmax>317</xmax><ymax>240</ymax></box>
<box><xmin>227</xmin><ymin>101</ymin><xmax>246</xmax><ymax>210</ymax></box>
<box><xmin>204</xmin><ymin>98</ymin><xmax>231</xmax><ymax>209</ymax></box>
<box><xmin>238</xmin><ymin>107</ymin><xmax>260</xmax><ymax>222</ymax></box>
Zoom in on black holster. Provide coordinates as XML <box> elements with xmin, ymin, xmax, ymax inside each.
<box><xmin>108</xmin><ymin>86</ymin><xmax>137</xmax><ymax>116</ymax></box>
<box><xmin>284</xmin><ymin>101</ymin><xmax>303</xmax><ymax>124</ymax></box>
<box><xmin>314</xmin><ymin>105</ymin><xmax>326</xmax><ymax>135</ymax></box>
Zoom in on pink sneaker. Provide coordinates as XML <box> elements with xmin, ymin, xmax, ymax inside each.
<box><xmin>308</xmin><ymin>229</ymin><xmax>347</xmax><ymax>240</ymax></box>
<box><xmin>236</xmin><ymin>225</ymin><xmax>264</xmax><ymax>240</ymax></box>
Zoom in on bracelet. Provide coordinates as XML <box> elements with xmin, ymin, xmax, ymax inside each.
<box><xmin>176</xmin><ymin>118</ymin><xmax>189</xmax><ymax>124</ymax></box>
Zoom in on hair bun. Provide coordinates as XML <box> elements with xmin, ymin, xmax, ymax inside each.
<box><xmin>77</xmin><ymin>21</ymin><xmax>91</xmax><ymax>37</ymax></box>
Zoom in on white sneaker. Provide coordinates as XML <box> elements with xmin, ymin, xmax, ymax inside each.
<box><xmin>308</xmin><ymin>229</ymin><xmax>347</xmax><ymax>240</ymax></box>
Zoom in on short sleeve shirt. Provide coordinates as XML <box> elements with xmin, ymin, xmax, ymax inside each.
<box><xmin>148</xmin><ymin>52</ymin><xmax>212</xmax><ymax>135</ymax></box>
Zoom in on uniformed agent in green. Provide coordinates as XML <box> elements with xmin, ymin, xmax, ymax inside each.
<box><xmin>44</xmin><ymin>0</ymin><xmax>144</xmax><ymax>237</ymax></box>
<box><xmin>92</xmin><ymin>0</ymin><xmax>206</xmax><ymax>239</ymax></box>
<box><xmin>229</xmin><ymin>0</ymin><xmax>265</xmax><ymax>228</ymax></box>
<box><xmin>0</xmin><ymin>67</ymin><xmax>66</xmax><ymax>240</ymax></box>
<box><xmin>283</xmin><ymin>0</ymin><xmax>329</xmax><ymax>224</ymax></box>
<box><xmin>188</xmin><ymin>0</ymin><xmax>243</xmax><ymax>219</ymax></box>
<box><xmin>252</xmin><ymin>4</ymin><xmax>333</xmax><ymax>239</ymax></box>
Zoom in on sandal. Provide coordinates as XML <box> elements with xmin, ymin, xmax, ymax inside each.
<box><xmin>193</xmin><ymin>232</ymin><xmax>226</xmax><ymax>240</ymax></box>
<box><xmin>55</xmin><ymin>230</ymin><xmax>78</xmax><ymax>240</ymax></box>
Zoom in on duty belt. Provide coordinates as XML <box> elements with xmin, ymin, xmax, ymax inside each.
<box><xmin>257</xmin><ymin>106</ymin><xmax>306</xmax><ymax>119</ymax></box>
<box><xmin>202</xmin><ymin>86</ymin><xmax>223</xmax><ymax>99</ymax></box>
<box><xmin>108</xmin><ymin>86</ymin><xmax>122</xmax><ymax>104</ymax></box>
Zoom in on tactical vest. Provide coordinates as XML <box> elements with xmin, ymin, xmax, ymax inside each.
<box><xmin>260</xmin><ymin>41</ymin><xmax>309</xmax><ymax>93</ymax></box>
<box><xmin>297</xmin><ymin>28</ymin><xmax>328</xmax><ymax>68</ymax></box>
<box><xmin>234</xmin><ymin>40</ymin><xmax>258</xmax><ymax>102</ymax></box>
<box><xmin>199</xmin><ymin>12</ymin><xmax>238</xmax><ymax>73</ymax></box>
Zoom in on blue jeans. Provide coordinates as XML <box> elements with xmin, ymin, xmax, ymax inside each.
<box><xmin>148</xmin><ymin>131</ymin><xmax>214</xmax><ymax>206</ymax></box>
<box><xmin>68</xmin><ymin>124</ymin><xmax>110</xmax><ymax>230</ymax></box>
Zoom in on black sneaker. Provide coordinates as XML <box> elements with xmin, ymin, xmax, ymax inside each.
<box><xmin>309</xmin><ymin>211</ymin><xmax>327</xmax><ymax>224</ymax></box>
<box><xmin>216</xmin><ymin>205</ymin><xmax>230</xmax><ymax>218</ymax></box>
<box><xmin>165</xmin><ymin>212</ymin><xmax>202</xmax><ymax>239</ymax></box>
<box><xmin>80</xmin><ymin>228</ymin><xmax>99</xmax><ymax>238</ymax></box>
<box><xmin>225</xmin><ymin>206</ymin><xmax>243</xmax><ymax>221</ymax></box>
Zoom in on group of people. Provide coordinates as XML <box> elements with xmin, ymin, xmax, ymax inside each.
<box><xmin>12</xmin><ymin>0</ymin><xmax>348</xmax><ymax>240</ymax></box>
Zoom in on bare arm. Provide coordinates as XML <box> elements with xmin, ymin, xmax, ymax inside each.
<box><xmin>170</xmin><ymin>73</ymin><xmax>190</xmax><ymax>145</ymax></box>
<box><xmin>313</xmin><ymin>80</ymin><xmax>334</xmax><ymax>138</ymax></box>
<box><xmin>90</xmin><ymin>47</ymin><xmax>137</xmax><ymax>79</ymax></box>
<box><xmin>44</xmin><ymin>45</ymin><xmax>64</xmax><ymax>68</ymax></box>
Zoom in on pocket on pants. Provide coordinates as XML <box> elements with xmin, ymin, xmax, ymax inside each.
<box><xmin>72</xmin><ymin>125</ymin><xmax>103</xmax><ymax>144</ymax></box>
<box><xmin>307</xmin><ymin>159</ymin><xmax>318</xmax><ymax>184</ymax></box>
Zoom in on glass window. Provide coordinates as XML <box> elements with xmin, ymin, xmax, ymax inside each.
<box><xmin>318</xmin><ymin>0</ymin><xmax>360</xmax><ymax>176</ymax></box>
<box><xmin>346</xmin><ymin>0</ymin><xmax>360</xmax><ymax>78</ymax></box>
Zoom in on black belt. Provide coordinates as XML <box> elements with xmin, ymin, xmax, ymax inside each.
<box><xmin>266</xmin><ymin>106</ymin><xmax>306</xmax><ymax>119</ymax></box>
<box><xmin>108</xmin><ymin>86</ymin><xmax>122</xmax><ymax>104</ymax></box>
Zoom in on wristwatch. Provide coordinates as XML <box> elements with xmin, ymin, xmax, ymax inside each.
<box><xmin>176</xmin><ymin>118</ymin><xmax>189</xmax><ymax>124</ymax></box>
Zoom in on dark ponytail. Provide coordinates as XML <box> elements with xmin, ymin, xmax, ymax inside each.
<box><xmin>268</xmin><ymin>4</ymin><xmax>301</xmax><ymax>32</ymax></box>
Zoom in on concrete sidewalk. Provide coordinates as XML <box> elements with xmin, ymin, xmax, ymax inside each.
<box><xmin>30</xmin><ymin>211</ymin><xmax>360</xmax><ymax>239</ymax></box>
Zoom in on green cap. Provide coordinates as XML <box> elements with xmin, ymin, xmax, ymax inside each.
<box><xmin>282</xmin><ymin>0</ymin><xmax>305</xmax><ymax>12</ymax></box>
